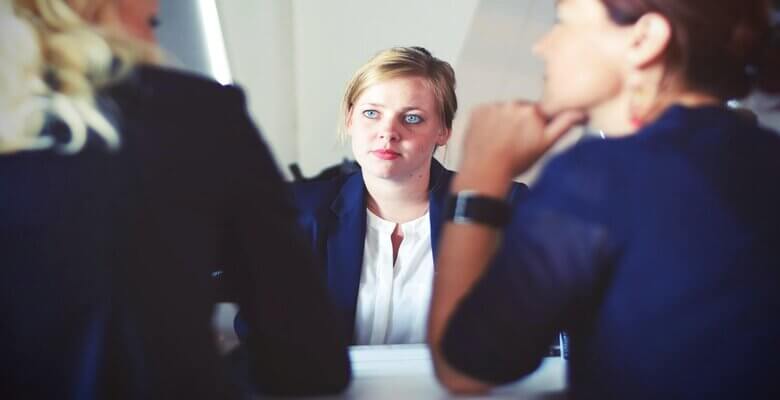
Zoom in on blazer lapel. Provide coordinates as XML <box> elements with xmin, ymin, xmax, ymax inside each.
<box><xmin>327</xmin><ymin>172</ymin><xmax>367</xmax><ymax>343</ymax></box>
<box><xmin>428</xmin><ymin>160</ymin><xmax>453</xmax><ymax>261</ymax></box>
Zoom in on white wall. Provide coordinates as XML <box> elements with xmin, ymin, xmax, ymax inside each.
<box><xmin>446</xmin><ymin>0</ymin><xmax>579</xmax><ymax>183</ymax></box>
<box><xmin>214</xmin><ymin>0</ymin><xmax>573</xmax><ymax>182</ymax></box>
<box><xmin>176</xmin><ymin>0</ymin><xmax>778</xmax><ymax>183</ymax></box>
<box><xmin>216</xmin><ymin>0</ymin><xmax>481</xmax><ymax>177</ymax></box>
<box><xmin>217</xmin><ymin>0</ymin><xmax>298</xmax><ymax>174</ymax></box>
<box><xmin>290</xmin><ymin>0</ymin><xmax>481</xmax><ymax>176</ymax></box>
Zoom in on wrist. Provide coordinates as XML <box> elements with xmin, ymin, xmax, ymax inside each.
<box><xmin>444</xmin><ymin>190</ymin><xmax>511</xmax><ymax>228</ymax></box>
<box><xmin>452</xmin><ymin>169</ymin><xmax>514</xmax><ymax>199</ymax></box>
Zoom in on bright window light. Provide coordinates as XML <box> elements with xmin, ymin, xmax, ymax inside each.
<box><xmin>197</xmin><ymin>0</ymin><xmax>232</xmax><ymax>85</ymax></box>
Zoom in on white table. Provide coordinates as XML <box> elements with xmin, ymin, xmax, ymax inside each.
<box><xmin>214</xmin><ymin>305</ymin><xmax>568</xmax><ymax>399</ymax></box>
<box><xmin>267</xmin><ymin>344</ymin><xmax>568</xmax><ymax>399</ymax></box>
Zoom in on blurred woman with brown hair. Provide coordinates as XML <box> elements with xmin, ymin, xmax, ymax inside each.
<box><xmin>429</xmin><ymin>0</ymin><xmax>780</xmax><ymax>398</ymax></box>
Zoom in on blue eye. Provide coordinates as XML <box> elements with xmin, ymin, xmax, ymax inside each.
<box><xmin>404</xmin><ymin>114</ymin><xmax>423</xmax><ymax>124</ymax></box>
<box><xmin>362</xmin><ymin>110</ymin><xmax>379</xmax><ymax>119</ymax></box>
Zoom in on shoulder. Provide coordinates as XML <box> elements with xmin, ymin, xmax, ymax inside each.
<box><xmin>105</xmin><ymin>65</ymin><xmax>247</xmax><ymax>115</ymax></box>
<box><xmin>543</xmin><ymin>138</ymin><xmax>614</xmax><ymax>181</ymax></box>
<box><xmin>523</xmin><ymin>139</ymin><xmax>616</xmax><ymax>218</ymax></box>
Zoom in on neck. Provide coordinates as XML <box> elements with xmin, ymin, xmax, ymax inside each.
<box><xmin>363</xmin><ymin>167</ymin><xmax>431</xmax><ymax>223</ymax></box>
<box><xmin>588</xmin><ymin>89</ymin><xmax>635</xmax><ymax>137</ymax></box>
<box><xmin>589</xmin><ymin>88</ymin><xmax>721</xmax><ymax>137</ymax></box>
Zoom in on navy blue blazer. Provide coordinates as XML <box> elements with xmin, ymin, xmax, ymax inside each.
<box><xmin>1</xmin><ymin>66</ymin><xmax>350</xmax><ymax>399</ymax></box>
<box><xmin>441</xmin><ymin>105</ymin><xmax>780</xmax><ymax>399</ymax></box>
<box><xmin>291</xmin><ymin>160</ymin><xmax>528</xmax><ymax>343</ymax></box>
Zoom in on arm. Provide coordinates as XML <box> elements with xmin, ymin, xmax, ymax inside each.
<box><xmin>428</xmin><ymin>169</ymin><xmax>514</xmax><ymax>393</ymax></box>
<box><xmin>220</xmin><ymin>89</ymin><xmax>351</xmax><ymax>395</ymax></box>
<box><xmin>428</xmin><ymin>102</ymin><xmax>585</xmax><ymax>393</ymax></box>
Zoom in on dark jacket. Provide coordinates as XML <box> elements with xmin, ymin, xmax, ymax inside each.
<box><xmin>291</xmin><ymin>159</ymin><xmax>528</xmax><ymax>343</ymax></box>
<box><xmin>0</xmin><ymin>66</ymin><xmax>350</xmax><ymax>399</ymax></box>
<box><xmin>442</xmin><ymin>105</ymin><xmax>780</xmax><ymax>399</ymax></box>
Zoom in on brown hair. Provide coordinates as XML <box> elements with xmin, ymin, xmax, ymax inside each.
<box><xmin>601</xmin><ymin>0</ymin><xmax>779</xmax><ymax>99</ymax></box>
<box><xmin>339</xmin><ymin>46</ymin><xmax>457</xmax><ymax>139</ymax></box>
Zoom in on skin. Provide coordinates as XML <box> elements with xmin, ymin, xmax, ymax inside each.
<box><xmin>428</xmin><ymin>0</ymin><xmax>719</xmax><ymax>394</ymax></box>
<box><xmin>69</xmin><ymin>0</ymin><xmax>159</xmax><ymax>43</ymax></box>
<box><xmin>114</xmin><ymin>0</ymin><xmax>158</xmax><ymax>43</ymax></box>
<box><xmin>347</xmin><ymin>75</ymin><xmax>450</xmax><ymax>262</ymax></box>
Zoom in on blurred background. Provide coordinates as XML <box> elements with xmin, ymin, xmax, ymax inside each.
<box><xmin>158</xmin><ymin>0</ymin><xmax>780</xmax><ymax>183</ymax></box>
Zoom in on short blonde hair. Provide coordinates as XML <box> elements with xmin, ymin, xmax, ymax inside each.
<box><xmin>339</xmin><ymin>46</ymin><xmax>457</xmax><ymax>139</ymax></box>
<box><xmin>0</xmin><ymin>0</ymin><xmax>156</xmax><ymax>154</ymax></box>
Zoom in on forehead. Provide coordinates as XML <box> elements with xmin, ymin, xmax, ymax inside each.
<box><xmin>355</xmin><ymin>76</ymin><xmax>437</xmax><ymax>107</ymax></box>
<box><xmin>556</xmin><ymin>0</ymin><xmax>595</xmax><ymax>12</ymax></box>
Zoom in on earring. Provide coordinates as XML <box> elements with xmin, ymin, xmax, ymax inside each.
<box><xmin>628</xmin><ymin>85</ymin><xmax>650</xmax><ymax>129</ymax></box>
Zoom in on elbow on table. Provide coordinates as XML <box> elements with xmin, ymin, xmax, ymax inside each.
<box><xmin>434</xmin><ymin>362</ymin><xmax>493</xmax><ymax>395</ymax></box>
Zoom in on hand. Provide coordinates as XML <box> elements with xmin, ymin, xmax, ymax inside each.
<box><xmin>460</xmin><ymin>101</ymin><xmax>585</xmax><ymax>180</ymax></box>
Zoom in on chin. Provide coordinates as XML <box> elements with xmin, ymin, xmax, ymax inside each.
<box><xmin>539</xmin><ymin>95</ymin><xmax>588</xmax><ymax>120</ymax></box>
<box><xmin>362</xmin><ymin>163</ymin><xmax>399</xmax><ymax>180</ymax></box>
<box><xmin>537</xmin><ymin>98</ymin><xmax>565</xmax><ymax>118</ymax></box>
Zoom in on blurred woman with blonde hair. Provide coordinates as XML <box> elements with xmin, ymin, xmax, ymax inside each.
<box><xmin>1</xmin><ymin>0</ymin><xmax>350</xmax><ymax>398</ymax></box>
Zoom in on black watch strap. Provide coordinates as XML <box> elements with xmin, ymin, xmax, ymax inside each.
<box><xmin>444</xmin><ymin>191</ymin><xmax>511</xmax><ymax>228</ymax></box>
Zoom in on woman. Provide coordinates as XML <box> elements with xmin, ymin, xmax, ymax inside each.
<box><xmin>1</xmin><ymin>0</ymin><xmax>349</xmax><ymax>398</ymax></box>
<box><xmin>292</xmin><ymin>47</ymin><xmax>527</xmax><ymax>345</ymax></box>
<box><xmin>429</xmin><ymin>0</ymin><xmax>780</xmax><ymax>398</ymax></box>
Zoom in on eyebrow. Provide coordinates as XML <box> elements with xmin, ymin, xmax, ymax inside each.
<box><xmin>359</xmin><ymin>103</ymin><xmax>427</xmax><ymax>112</ymax></box>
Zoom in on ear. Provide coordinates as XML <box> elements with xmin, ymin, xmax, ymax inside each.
<box><xmin>626</xmin><ymin>12</ymin><xmax>672</xmax><ymax>69</ymax></box>
<box><xmin>436</xmin><ymin>128</ymin><xmax>451</xmax><ymax>146</ymax></box>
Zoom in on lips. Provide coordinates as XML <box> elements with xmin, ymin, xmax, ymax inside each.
<box><xmin>372</xmin><ymin>149</ymin><xmax>401</xmax><ymax>160</ymax></box>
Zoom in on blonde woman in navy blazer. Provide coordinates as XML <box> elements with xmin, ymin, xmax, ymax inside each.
<box><xmin>291</xmin><ymin>47</ymin><xmax>528</xmax><ymax>344</ymax></box>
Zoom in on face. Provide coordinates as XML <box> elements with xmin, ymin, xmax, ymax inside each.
<box><xmin>70</xmin><ymin>0</ymin><xmax>159</xmax><ymax>43</ymax></box>
<box><xmin>347</xmin><ymin>76</ymin><xmax>450</xmax><ymax>182</ymax></box>
<box><xmin>115</xmin><ymin>0</ymin><xmax>159</xmax><ymax>43</ymax></box>
<box><xmin>533</xmin><ymin>0</ymin><xmax>629</xmax><ymax>116</ymax></box>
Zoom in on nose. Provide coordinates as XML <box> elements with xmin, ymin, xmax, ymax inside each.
<box><xmin>377</xmin><ymin>115</ymin><xmax>401</xmax><ymax>142</ymax></box>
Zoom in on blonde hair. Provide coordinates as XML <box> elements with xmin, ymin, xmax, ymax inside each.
<box><xmin>0</xmin><ymin>0</ymin><xmax>155</xmax><ymax>154</ymax></box>
<box><xmin>339</xmin><ymin>46</ymin><xmax>457</xmax><ymax>140</ymax></box>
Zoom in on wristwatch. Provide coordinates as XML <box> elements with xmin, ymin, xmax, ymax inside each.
<box><xmin>444</xmin><ymin>190</ymin><xmax>511</xmax><ymax>228</ymax></box>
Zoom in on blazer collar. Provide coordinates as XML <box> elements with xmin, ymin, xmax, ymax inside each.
<box><xmin>330</xmin><ymin>159</ymin><xmax>450</xmax><ymax>216</ymax></box>
<box><xmin>326</xmin><ymin>172</ymin><xmax>367</xmax><ymax>343</ymax></box>
<box><xmin>326</xmin><ymin>159</ymin><xmax>451</xmax><ymax>343</ymax></box>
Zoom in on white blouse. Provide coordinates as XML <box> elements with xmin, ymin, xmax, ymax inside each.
<box><xmin>353</xmin><ymin>209</ymin><xmax>434</xmax><ymax>345</ymax></box>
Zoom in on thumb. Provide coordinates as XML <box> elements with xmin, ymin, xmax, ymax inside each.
<box><xmin>543</xmin><ymin>110</ymin><xmax>586</xmax><ymax>144</ymax></box>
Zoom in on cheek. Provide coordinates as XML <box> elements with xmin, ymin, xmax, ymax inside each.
<box><xmin>407</xmin><ymin>130</ymin><xmax>443</xmax><ymax>155</ymax></box>
<box><xmin>543</xmin><ymin>38</ymin><xmax>623</xmax><ymax>112</ymax></box>
<box><xmin>348</xmin><ymin>126</ymin><xmax>371</xmax><ymax>156</ymax></box>
<box><xmin>118</xmin><ymin>0</ymin><xmax>157</xmax><ymax>42</ymax></box>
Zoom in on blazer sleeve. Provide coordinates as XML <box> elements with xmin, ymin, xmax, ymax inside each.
<box><xmin>441</xmin><ymin>144</ymin><xmax>617</xmax><ymax>384</ymax></box>
<box><xmin>216</xmin><ymin>87</ymin><xmax>351</xmax><ymax>395</ymax></box>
